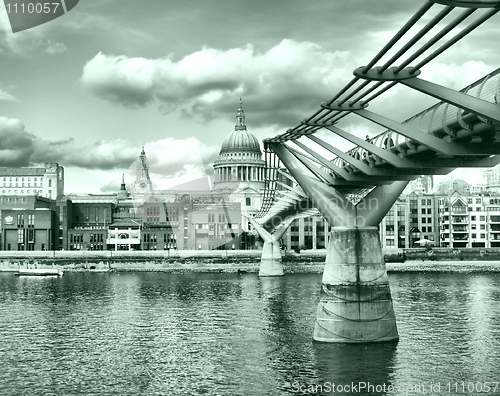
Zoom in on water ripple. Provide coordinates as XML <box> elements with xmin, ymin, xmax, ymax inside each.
<box><xmin>0</xmin><ymin>271</ymin><xmax>499</xmax><ymax>395</ymax></box>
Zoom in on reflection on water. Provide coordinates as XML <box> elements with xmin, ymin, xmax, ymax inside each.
<box><xmin>0</xmin><ymin>271</ymin><xmax>499</xmax><ymax>395</ymax></box>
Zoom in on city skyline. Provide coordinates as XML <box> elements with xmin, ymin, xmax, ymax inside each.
<box><xmin>2</xmin><ymin>1</ymin><xmax>500</xmax><ymax>194</ymax></box>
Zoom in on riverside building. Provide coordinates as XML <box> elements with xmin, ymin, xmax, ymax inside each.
<box><xmin>0</xmin><ymin>163</ymin><xmax>64</xmax><ymax>200</ymax></box>
<box><xmin>3</xmin><ymin>106</ymin><xmax>500</xmax><ymax>251</ymax></box>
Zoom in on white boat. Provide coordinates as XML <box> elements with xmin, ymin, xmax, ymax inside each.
<box><xmin>15</xmin><ymin>268</ymin><xmax>64</xmax><ymax>277</ymax></box>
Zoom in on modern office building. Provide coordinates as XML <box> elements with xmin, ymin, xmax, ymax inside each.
<box><xmin>438</xmin><ymin>191</ymin><xmax>500</xmax><ymax>248</ymax></box>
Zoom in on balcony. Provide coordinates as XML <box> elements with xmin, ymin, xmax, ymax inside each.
<box><xmin>451</xmin><ymin>218</ymin><xmax>468</xmax><ymax>224</ymax></box>
<box><xmin>451</xmin><ymin>227</ymin><xmax>468</xmax><ymax>233</ymax></box>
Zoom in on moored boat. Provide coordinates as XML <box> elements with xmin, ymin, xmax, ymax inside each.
<box><xmin>15</xmin><ymin>268</ymin><xmax>63</xmax><ymax>277</ymax></box>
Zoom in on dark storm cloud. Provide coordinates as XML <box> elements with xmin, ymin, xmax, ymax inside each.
<box><xmin>0</xmin><ymin>118</ymin><xmax>135</xmax><ymax>169</ymax></box>
<box><xmin>0</xmin><ymin>117</ymin><xmax>220</xmax><ymax>180</ymax></box>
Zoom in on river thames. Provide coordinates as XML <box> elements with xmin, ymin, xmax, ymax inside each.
<box><xmin>0</xmin><ymin>270</ymin><xmax>499</xmax><ymax>395</ymax></box>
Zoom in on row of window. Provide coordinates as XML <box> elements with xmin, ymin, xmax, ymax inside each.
<box><xmin>143</xmin><ymin>233</ymin><xmax>177</xmax><ymax>243</ymax></box>
<box><xmin>9</xmin><ymin>242</ymin><xmax>44</xmax><ymax>251</ymax></box>
<box><xmin>70</xmin><ymin>243</ymin><xmax>104</xmax><ymax>251</ymax></box>
<box><xmin>0</xmin><ymin>183</ymin><xmax>41</xmax><ymax>188</ymax></box>
<box><xmin>411</xmin><ymin>199</ymin><xmax>433</xmax><ymax>205</ymax></box>
<box><xmin>15</xmin><ymin>214</ymin><xmax>35</xmax><ymax>228</ymax></box>
<box><xmin>207</xmin><ymin>214</ymin><xmax>227</xmax><ymax>223</ymax></box>
<box><xmin>2</xmin><ymin>176</ymin><xmax>43</xmax><ymax>182</ymax></box>
<box><xmin>17</xmin><ymin>229</ymin><xmax>35</xmax><ymax>243</ymax></box>
<box><xmin>2</xmin><ymin>190</ymin><xmax>45</xmax><ymax>195</ymax></box>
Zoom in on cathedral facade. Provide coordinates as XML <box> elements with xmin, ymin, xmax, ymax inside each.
<box><xmin>213</xmin><ymin>99</ymin><xmax>266</xmax><ymax>227</ymax></box>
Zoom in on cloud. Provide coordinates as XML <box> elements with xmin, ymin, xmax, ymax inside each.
<box><xmin>81</xmin><ymin>27</ymin><xmax>499</xmax><ymax>134</ymax></box>
<box><xmin>0</xmin><ymin>88</ymin><xmax>16</xmax><ymax>101</ymax></box>
<box><xmin>0</xmin><ymin>117</ymin><xmax>36</xmax><ymax>166</ymax></box>
<box><xmin>81</xmin><ymin>40</ymin><xmax>352</xmax><ymax>129</ymax></box>
<box><xmin>0</xmin><ymin>117</ymin><xmax>219</xmax><ymax>179</ymax></box>
<box><xmin>125</xmin><ymin>137</ymin><xmax>220</xmax><ymax>195</ymax></box>
<box><xmin>44</xmin><ymin>40</ymin><xmax>67</xmax><ymax>55</ymax></box>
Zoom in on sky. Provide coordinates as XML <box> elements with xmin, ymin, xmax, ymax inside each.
<box><xmin>1</xmin><ymin>0</ymin><xmax>500</xmax><ymax>194</ymax></box>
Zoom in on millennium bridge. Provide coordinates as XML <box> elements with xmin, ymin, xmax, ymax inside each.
<box><xmin>250</xmin><ymin>0</ymin><xmax>500</xmax><ymax>343</ymax></box>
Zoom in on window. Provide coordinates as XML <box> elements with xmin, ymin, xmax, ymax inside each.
<box><xmin>246</xmin><ymin>197</ymin><xmax>251</xmax><ymax>206</ymax></box>
<box><xmin>471</xmin><ymin>216</ymin><xmax>476</xmax><ymax>221</ymax></box>
<box><xmin>27</xmin><ymin>229</ymin><xmax>34</xmax><ymax>243</ymax></box>
<box><xmin>481</xmin><ymin>233</ymin><xmax>486</xmax><ymax>238</ymax></box>
<box><xmin>480</xmin><ymin>224</ymin><xmax>486</xmax><ymax>230</ymax></box>
<box><xmin>421</xmin><ymin>209</ymin><xmax>426</xmax><ymax>214</ymax></box>
<box><xmin>476</xmin><ymin>198</ymin><xmax>482</xmax><ymax>204</ymax></box>
<box><xmin>480</xmin><ymin>216</ymin><xmax>486</xmax><ymax>221</ymax></box>
<box><xmin>422</xmin><ymin>218</ymin><xmax>426</xmax><ymax>223</ymax></box>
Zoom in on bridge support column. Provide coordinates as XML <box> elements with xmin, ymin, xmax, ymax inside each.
<box><xmin>248</xmin><ymin>217</ymin><xmax>292</xmax><ymax>277</ymax></box>
<box><xmin>260</xmin><ymin>239</ymin><xmax>284</xmax><ymax>277</ymax></box>
<box><xmin>313</xmin><ymin>226</ymin><xmax>398</xmax><ymax>343</ymax></box>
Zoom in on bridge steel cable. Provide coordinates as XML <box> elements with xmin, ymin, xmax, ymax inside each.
<box><xmin>263</xmin><ymin>0</ymin><xmax>500</xmax><ymax>196</ymax></box>
<box><xmin>255</xmin><ymin>0</ymin><xmax>500</xmax><ymax>235</ymax></box>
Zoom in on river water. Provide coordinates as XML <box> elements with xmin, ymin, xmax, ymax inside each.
<box><xmin>0</xmin><ymin>271</ymin><xmax>499</xmax><ymax>395</ymax></box>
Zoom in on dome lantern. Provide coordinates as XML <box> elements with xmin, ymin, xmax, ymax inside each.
<box><xmin>235</xmin><ymin>97</ymin><xmax>246</xmax><ymax>131</ymax></box>
<box><xmin>219</xmin><ymin>98</ymin><xmax>261</xmax><ymax>155</ymax></box>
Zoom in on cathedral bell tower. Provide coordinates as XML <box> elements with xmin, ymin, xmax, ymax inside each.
<box><xmin>133</xmin><ymin>147</ymin><xmax>154</xmax><ymax>197</ymax></box>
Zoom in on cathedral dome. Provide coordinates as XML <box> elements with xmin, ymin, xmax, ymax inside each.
<box><xmin>219</xmin><ymin>99</ymin><xmax>261</xmax><ymax>155</ymax></box>
<box><xmin>220</xmin><ymin>130</ymin><xmax>261</xmax><ymax>155</ymax></box>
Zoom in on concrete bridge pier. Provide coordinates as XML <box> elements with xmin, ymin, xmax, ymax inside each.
<box><xmin>269</xmin><ymin>142</ymin><xmax>408</xmax><ymax>341</ymax></box>
<box><xmin>259</xmin><ymin>239</ymin><xmax>284</xmax><ymax>276</ymax></box>
<box><xmin>313</xmin><ymin>226</ymin><xmax>398</xmax><ymax>343</ymax></box>
<box><xmin>247</xmin><ymin>217</ymin><xmax>292</xmax><ymax>277</ymax></box>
